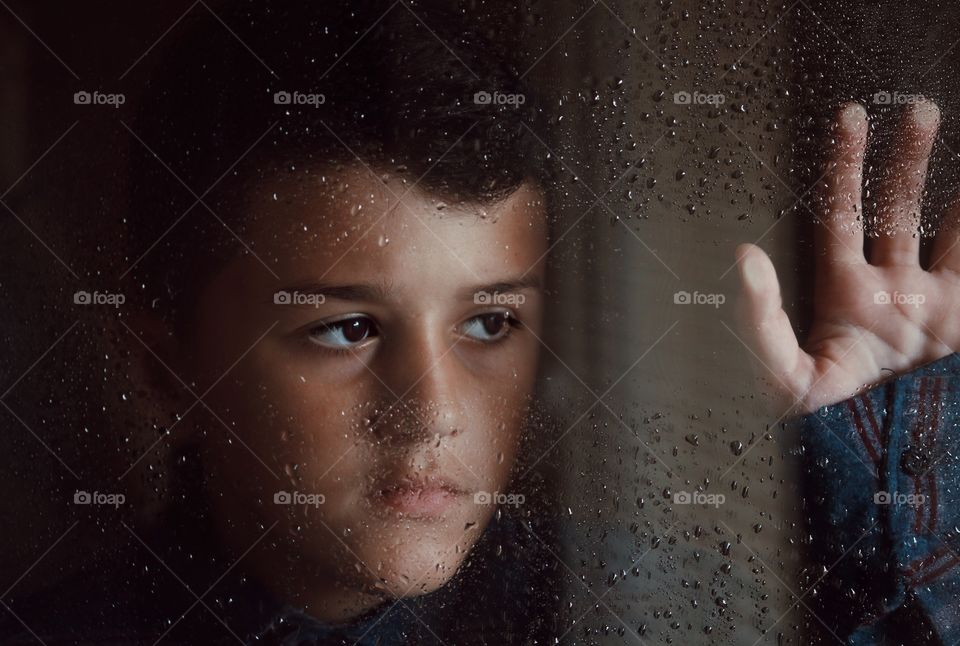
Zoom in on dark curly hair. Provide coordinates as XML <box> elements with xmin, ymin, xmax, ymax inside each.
<box><xmin>125</xmin><ymin>0</ymin><xmax>547</xmax><ymax>324</ymax></box>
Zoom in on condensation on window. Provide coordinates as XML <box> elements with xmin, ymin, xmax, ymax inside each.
<box><xmin>1</xmin><ymin>1</ymin><xmax>958</xmax><ymax>645</ymax></box>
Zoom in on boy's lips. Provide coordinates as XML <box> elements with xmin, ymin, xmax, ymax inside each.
<box><xmin>373</xmin><ymin>473</ymin><xmax>469</xmax><ymax>517</ymax></box>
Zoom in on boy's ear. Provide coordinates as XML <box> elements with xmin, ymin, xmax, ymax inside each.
<box><xmin>121</xmin><ymin>309</ymin><xmax>197</xmax><ymax>452</ymax></box>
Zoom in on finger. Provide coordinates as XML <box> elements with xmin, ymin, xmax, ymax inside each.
<box><xmin>815</xmin><ymin>102</ymin><xmax>868</xmax><ymax>271</ymax></box>
<box><xmin>869</xmin><ymin>99</ymin><xmax>940</xmax><ymax>266</ymax></box>
<box><xmin>734</xmin><ymin>242</ymin><xmax>810</xmax><ymax>405</ymax></box>
<box><xmin>930</xmin><ymin>191</ymin><xmax>960</xmax><ymax>275</ymax></box>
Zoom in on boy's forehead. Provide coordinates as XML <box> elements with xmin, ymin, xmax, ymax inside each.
<box><xmin>240</xmin><ymin>164</ymin><xmax>548</xmax><ymax>285</ymax></box>
<box><xmin>247</xmin><ymin>164</ymin><xmax>547</xmax><ymax>250</ymax></box>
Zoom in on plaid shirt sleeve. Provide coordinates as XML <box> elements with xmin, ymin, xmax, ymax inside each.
<box><xmin>799</xmin><ymin>352</ymin><xmax>960</xmax><ymax>645</ymax></box>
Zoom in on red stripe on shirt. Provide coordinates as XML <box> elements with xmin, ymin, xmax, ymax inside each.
<box><xmin>903</xmin><ymin>545</ymin><xmax>952</xmax><ymax>578</ymax></box>
<box><xmin>912</xmin><ymin>553</ymin><xmax>960</xmax><ymax>587</ymax></box>
<box><xmin>845</xmin><ymin>399</ymin><xmax>880</xmax><ymax>465</ymax></box>
<box><xmin>861</xmin><ymin>394</ymin><xmax>883</xmax><ymax>447</ymax></box>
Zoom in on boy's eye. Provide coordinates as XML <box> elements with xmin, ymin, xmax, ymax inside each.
<box><xmin>308</xmin><ymin>316</ymin><xmax>379</xmax><ymax>349</ymax></box>
<box><xmin>461</xmin><ymin>312</ymin><xmax>518</xmax><ymax>343</ymax></box>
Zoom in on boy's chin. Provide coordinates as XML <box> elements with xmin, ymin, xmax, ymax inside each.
<box><xmin>350</xmin><ymin>538</ymin><xmax>477</xmax><ymax>599</ymax></box>
<box><xmin>364</xmin><ymin>561</ymin><xmax>464</xmax><ymax>600</ymax></box>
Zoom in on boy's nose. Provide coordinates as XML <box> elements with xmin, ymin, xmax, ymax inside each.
<box><xmin>372</xmin><ymin>331</ymin><xmax>467</xmax><ymax>440</ymax></box>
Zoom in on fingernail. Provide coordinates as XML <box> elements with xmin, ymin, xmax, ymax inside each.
<box><xmin>841</xmin><ymin>102</ymin><xmax>867</xmax><ymax>126</ymax></box>
<box><xmin>913</xmin><ymin>100</ymin><xmax>940</xmax><ymax>127</ymax></box>
<box><xmin>739</xmin><ymin>251</ymin><xmax>762</xmax><ymax>291</ymax></box>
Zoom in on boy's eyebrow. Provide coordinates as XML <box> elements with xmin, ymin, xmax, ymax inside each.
<box><xmin>461</xmin><ymin>277</ymin><xmax>543</xmax><ymax>299</ymax></box>
<box><xmin>274</xmin><ymin>281</ymin><xmax>394</xmax><ymax>302</ymax></box>
<box><xmin>272</xmin><ymin>277</ymin><xmax>542</xmax><ymax>304</ymax></box>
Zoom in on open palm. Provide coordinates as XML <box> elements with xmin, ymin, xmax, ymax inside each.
<box><xmin>736</xmin><ymin>99</ymin><xmax>960</xmax><ymax>415</ymax></box>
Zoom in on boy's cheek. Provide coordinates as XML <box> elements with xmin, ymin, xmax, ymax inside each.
<box><xmin>196</xmin><ymin>339</ymin><xmax>532</xmax><ymax>499</ymax></box>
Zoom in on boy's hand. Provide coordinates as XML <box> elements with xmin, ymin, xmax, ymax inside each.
<box><xmin>735</xmin><ymin>99</ymin><xmax>960</xmax><ymax>416</ymax></box>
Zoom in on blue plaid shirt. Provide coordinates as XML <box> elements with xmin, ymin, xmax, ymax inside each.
<box><xmin>801</xmin><ymin>351</ymin><xmax>960</xmax><ymax>645</ymax></box>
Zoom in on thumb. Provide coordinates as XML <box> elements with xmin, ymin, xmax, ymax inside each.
<box><xmin>734</xmin><ymin>243</ymin><xmax>807</xmax><ymax>411</ymax></box>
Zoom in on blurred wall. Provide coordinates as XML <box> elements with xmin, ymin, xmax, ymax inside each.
<box><xmin>528</xmin><ymin>1</ymin><xmax>806</xmax><ymax>643</ymax></box>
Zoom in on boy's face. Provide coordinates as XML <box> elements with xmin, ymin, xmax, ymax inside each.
<box><xmin>177</xmin><ymin>165</ymin><xmax>547</xmax><ymax>618</ymax></box>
